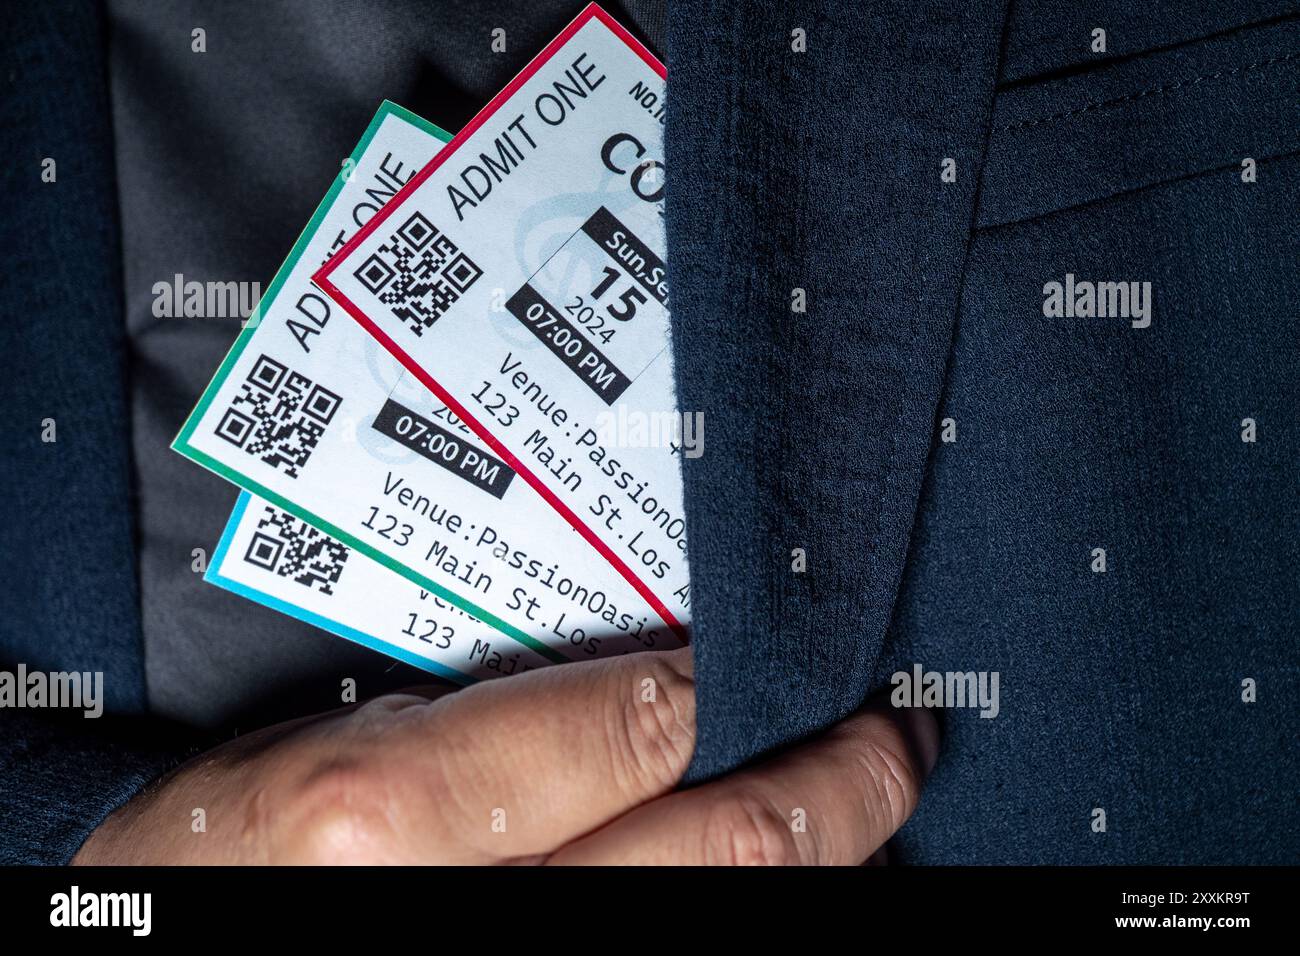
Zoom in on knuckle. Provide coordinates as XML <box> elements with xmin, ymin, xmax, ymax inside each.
<box><xmin>350</xmin><ymin>692</ymin><xmax>431</xmax><ymax>721</ymax></box>
<box><xmin>273</xmin><ymin>761</ymin><xmax>396</xmax><ymax>864</ymax></box>
<box><xmin>608</xmin><ymin>654</ymin><xmax>695</xmax><ymax>797</ymax></box>
<box><xmin>704</xmin><ymin>791</ymin><xmax>800</xmax><ymax>866</ymax></box>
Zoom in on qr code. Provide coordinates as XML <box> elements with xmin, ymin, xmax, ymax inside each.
<box><xmin>214</xmin><ymin>355</ymin><xmax>342</xmax><ymax>478</ymax></box>
<box><xmin>244</xmin><ymin>506</ymin><xmax>350</xmax><ymax>595</ymax></box>
<box><xmin>352</xmin><ymin>210</ymin><xmax>484</xmax><ymax>336</ymax></box>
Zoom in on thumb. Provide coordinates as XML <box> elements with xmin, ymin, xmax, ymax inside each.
<box><xmin>548</xmin><ymin>693</ymin><xmax>940</xmax><ymax>865</ymax></box>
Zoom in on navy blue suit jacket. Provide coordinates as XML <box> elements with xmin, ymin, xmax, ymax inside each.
<box><xmin>2</xmin><ymin>1</ymin><xmax>1297</xmax><ymax>863</ymax></box>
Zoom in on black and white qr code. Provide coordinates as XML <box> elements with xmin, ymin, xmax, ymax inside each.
<box><xmin>214</xmin><ymin>354</ymin><xmax>342</xmax><ymax>478</ymax></box>
<box><xmin>243</xmin><ymin>506</ymin><xmax>350</xmax><ymax>595</ymax></box>
<box><xmin>352</xmin><ymin>210</ymin><xmax>484</xmax><ymax>337</ymax></box>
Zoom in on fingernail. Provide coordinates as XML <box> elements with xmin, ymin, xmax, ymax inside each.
<box><xmin>899</xmin><ymin>705</ymin><xmax>941</xmax><ymax>778</ymax></box>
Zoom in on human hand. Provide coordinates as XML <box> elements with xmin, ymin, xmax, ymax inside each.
<box><xmin>74</xmin><ymin>647</ymin><xmax>937</xmax><ymax>864</ymax></box>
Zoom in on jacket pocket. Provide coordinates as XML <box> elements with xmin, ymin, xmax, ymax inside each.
<box><xmin>977</xmin><ymin>15</ymin><xmax>1300</xmax><ymax>229</ymax></box>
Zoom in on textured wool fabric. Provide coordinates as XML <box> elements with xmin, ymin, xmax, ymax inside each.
<box><xmin>0</xmin><ymin>713</ymin><xmax>199</xmax><ymax>865</ymax></box>
<box><xmin>665</xmin><ymin>5</ymin><xmax>1299</xmax><ymax>861</ymax></box>
<box><xmin>997</xmin><ymin>0</ymin><xmax>1300</xmax><ymax>85</ymax></box>
<box><xmin>880</xmin><ymin>147</ymin><xmax>1300</xmax><ymax>864</ymax></box>
<box><xmin>0</xmin><ymin>4</ymin><xmax>143</xmax><ymax>710</ymax></box>
<box><xmin>664</xmin><ymin>0</ymin><xmax>1011</xmax><ymax>781</ymax></box>
<box><xmin>877</xmin><ymin>17</ymin><xmax>1300</xmax><ymax>863</ymax></box>
<box><xmin>0</xmin><ymin>2</ymin><xmax>187</xmax><ymax>864</ymax></box>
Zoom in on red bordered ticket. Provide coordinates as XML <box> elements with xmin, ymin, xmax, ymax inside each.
<box><xmin>315</xmin><ymin>4</ymin><xmax>691</xmax><ymax>640</ymax></box>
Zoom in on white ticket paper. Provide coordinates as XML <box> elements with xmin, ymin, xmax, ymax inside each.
<box><xmin>316</xmin><ymin>4</ymin><xmax>690</xmax><ymax>641</ymax></box>
<box><xmin>175</xmin><ymin>100</ymin><xmax>678</xmax><ymax>663</ymax></box>
<box><xmin>208</xmin><ymin>491</ymin><xmax>553</xmax><ymax>682</ymax></box>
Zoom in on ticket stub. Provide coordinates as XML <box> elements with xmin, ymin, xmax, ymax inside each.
<box><xmin>208</xmin><ymin>491</ymin><xmax>553</xmax><ymax>683</ymax></box>
<box><xmin>315</xmin><ymin>4</ymin><xmax>691</xmax><ymax>639</ymax></box>
<box><xmin>174</xmin><ymin>100</ymin><xmax>676</xmax><ymax>662</ymax></box>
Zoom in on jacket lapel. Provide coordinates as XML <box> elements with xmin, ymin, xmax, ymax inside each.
<box><xmin>0</xmin><ymin>2</ymin><xmax>146</xmax><ymax>712</ymax></box>
<box><xmin>665</xmin><ymin>0</ymin><xmax>1009</xmax><ymax>778</ymax></box>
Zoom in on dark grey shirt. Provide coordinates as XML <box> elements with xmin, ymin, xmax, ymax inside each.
<box><xmin>107</xmin><ymin>0</ymin><xmax>664</xmax><ymax>728</ymax></box>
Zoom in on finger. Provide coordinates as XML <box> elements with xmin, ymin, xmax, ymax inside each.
<box><xmin>372</xmin><ymin>682</ymin><xmax>461</xmax><ymax>705</ymax></box>
<box><xmin>404</xmin><ymin>644</ymin><xmax>695</xmax><ymax>860</ymax></box>
<box><xmin>546</xmin><ymin>699</ymin><xmax>939</xmax><ymax>865</ymax></box>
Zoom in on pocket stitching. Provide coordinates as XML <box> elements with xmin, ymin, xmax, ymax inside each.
<box><xmin>995</xmin><ymin>51</ymin><xmax>1299</xmax><ymax>132</ymax></box>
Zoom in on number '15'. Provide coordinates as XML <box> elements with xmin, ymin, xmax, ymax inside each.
<box><xmin>591</xmin><ymin>265</ymin><xmax>645</xmax><ymax>321</ymax></box>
